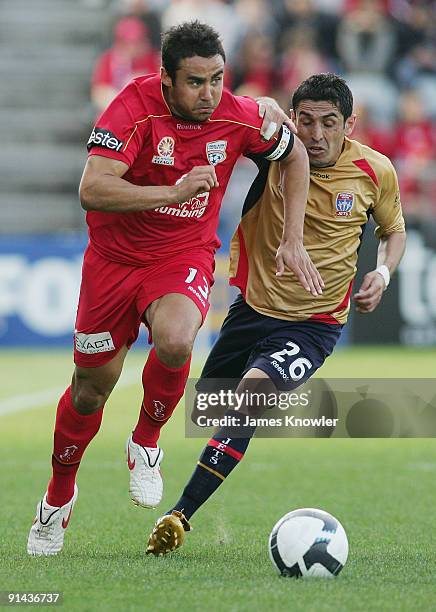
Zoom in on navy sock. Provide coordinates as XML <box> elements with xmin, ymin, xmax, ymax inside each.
<box><xmin>169</xmin><ymin>410</ymin><xmax>256</xmax><ymax>520</ymax></box>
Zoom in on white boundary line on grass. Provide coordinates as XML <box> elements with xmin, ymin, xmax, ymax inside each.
<box><xmin>0</xmin><ymin>367</ymin><xmax>140</xmax><ymax>417</ymax></box>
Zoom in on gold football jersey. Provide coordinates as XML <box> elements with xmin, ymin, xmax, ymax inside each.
<box><xmin>229</xmin><ymin>138</ymin><xmax>405</xmax><ymax>324</ymax></box>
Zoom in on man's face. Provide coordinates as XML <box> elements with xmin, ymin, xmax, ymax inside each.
<box><xmin>161</xmin><ymin>55</ymin><xmax>225</xmax><ymax>122</ymax></box>
<box><xmin>292</xmin><ymin>100</ymin><xmax>356</xmax><ymax>167</ymax></box>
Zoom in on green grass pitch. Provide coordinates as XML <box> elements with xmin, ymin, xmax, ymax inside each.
<box><xmin>1</xmin><ymin>346</ymin><xmax>435</xmax><ymax>611</ymax></box>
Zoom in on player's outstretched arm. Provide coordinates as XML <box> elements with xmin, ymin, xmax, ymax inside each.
<box><xmin>256</xmin><ymin>96</ymin><xmax>297</xmax><ymax>140</ymax></box>
<box><xmin>276</xmin><ymin>137</ymin><xmax>324</xmax><ymax>297</ymax></box>
<box><xmin>79</xmin><ymin>156</ymin><xmax>218</xmax><ymax>213</ymax></box>
<box><xmin>353</xmin><ymin>231</ymin><xmax>406</xmax><ymax>313</ymax></box>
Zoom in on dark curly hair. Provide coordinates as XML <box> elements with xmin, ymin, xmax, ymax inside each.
<box><xmin>292</xmin><ymin>73</ymin><xmax>353</xmax><ymax>121</ymax></box>
<box><xmin>162</xmin><ymin>20</ymin><xmax>226</xmax><ymax>81</ymax></box>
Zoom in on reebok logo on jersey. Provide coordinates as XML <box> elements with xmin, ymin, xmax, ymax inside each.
<box><xmin>87</xmin><ymin>128</ymin><xmax>124</xmax><ymax>152</ymax></box>
<box><xmin>177</xmin><ymin>123</ymin><xmax>202</xmax><ymax>130</ymax></box>
<box><xmin>75</xmin><ymin>331</ymin><xmax>115</xmax><ymax>354</ymax></box>
<box><xmin>311</xmin><ymin>171</ymin><xmax>330</xmax><ymax>179</ymax></box>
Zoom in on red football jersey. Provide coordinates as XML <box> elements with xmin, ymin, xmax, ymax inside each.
<box><xmin>86</xmin><ymin>74</ymin><xmax>293</xmax><ymax>266</ymax></box>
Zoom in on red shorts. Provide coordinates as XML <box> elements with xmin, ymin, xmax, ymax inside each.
<box><xmin>74</xmin><ymin>245</ymin><xmax>214</xmax><ymax>367</ymax></box>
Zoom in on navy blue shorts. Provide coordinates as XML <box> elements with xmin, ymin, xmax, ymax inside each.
<box><xmin>200</xmin><ymin>294</ymin><xmax>342</xmax><ymax>391</ymax></box>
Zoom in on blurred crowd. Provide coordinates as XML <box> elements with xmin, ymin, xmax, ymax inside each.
<box><xmin>89</xmin><ymin>0</ymin><xmax>436</xmax><ymax>216</ymax></box>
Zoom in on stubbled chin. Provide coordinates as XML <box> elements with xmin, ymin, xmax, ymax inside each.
<box><xmin>309</xmin><ymin>159</ymin><xmax>328</xmax><ymax>167</ymax></box>
<box><xmin>197</xmin><ymin>110</ymin><xmax>214</xmax><ymax>118</ymax></box>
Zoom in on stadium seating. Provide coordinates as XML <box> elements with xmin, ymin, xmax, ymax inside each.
<box><xmin>0</xmin><ymin>0</ymin><xmax>110</xmax><ymax>233</ymax></box>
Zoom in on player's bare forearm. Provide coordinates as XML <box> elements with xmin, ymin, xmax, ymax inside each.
<box><xmin>80</xmin><ymin>173</ymin><xmax>175</xmax><ymax>212</ymax></box>
<box><xmin>376</xmin><ymin>231</ymin><xmax>406</xmax><ymax>274</ymax></box>
<box><xmin>276</xmin><ymin>138</ymin><xmax>324</xmax><ymax>296</ymax></box>
<box><xmin>79</xmin><ymin>156</ymin><xmax>218</xmax><ymax>213</ymax></box>
<box><xmin>279</xmin><ymin>136</ymin><xmax>309</xmax><ymax>242</ymax></box>
<box><xmin>79</xmin><ymin>156</ymin><xmax>175</xmax><ymax>212</ymax></box>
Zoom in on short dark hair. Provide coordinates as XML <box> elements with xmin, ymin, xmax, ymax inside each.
<box><xmin>161</xmin><ymin>20</ymin><xmax>226</xmax><ymax>81</ymax></box>
<box><xmin>292</xmin><ymin>73</ymin><xmax>353</xmax><ymax>121</ymax></box>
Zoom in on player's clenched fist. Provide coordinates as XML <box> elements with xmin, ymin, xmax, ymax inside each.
<box><xmin>172</xmin><ymin>166</ymin><xmax>219</xmax><ymax>203</ymax></box>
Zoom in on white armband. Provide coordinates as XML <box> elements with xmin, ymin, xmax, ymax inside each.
<box><xmin>375</xmin><ymin>264</ymin><xmax>390</xmax><ymax>290</ymax></box>
<box><xmin>265</xmin><ymin>125</ymin><xmax>292</xmax><ymax>161</ymax></box>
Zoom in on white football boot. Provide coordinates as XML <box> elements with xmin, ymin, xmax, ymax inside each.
<box><xmin>27</xmin><ymin>484</ymin><xmax>78</xmax><ymax>556</ymax></box>
<box><xmin>126</xmin><ymin>435</ymin><xmax>163</xmax><ymax>508</ymax></box>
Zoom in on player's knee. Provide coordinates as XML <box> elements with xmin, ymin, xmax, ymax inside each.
<box><xmin>236</xmin><ymin>376</ymin><xmax>275</xmax><ymax>418</ymax></box>
<box><xmin>71</xmin><ymin>380</ymin><xmax>111</xmax><ymax>415</ymax></box>
<box><xmin>155</xmin><ymin>332</ymin><xmax>193</xmax><ymax>368</ymax></box>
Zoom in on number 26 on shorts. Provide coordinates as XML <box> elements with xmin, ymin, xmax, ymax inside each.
<box><xmin>270</xmin><ymin>341</ymin><xmax>312</xmax><ymax>382</ymax></box>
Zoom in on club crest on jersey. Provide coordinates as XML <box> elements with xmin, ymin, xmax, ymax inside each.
<box><xmin>335</xmin><ymin>192</ymin><xmax>354</xmax><ymax>217</ymax></box>
<box><xmin>206</xmin><ymin>140</ymin><xmax>227</xmax><ymax>165</ymax></box>
<box><xmin>152</xmin><ymin>136</ymin><xmax>175</xmax><ymax>165</ymax></box>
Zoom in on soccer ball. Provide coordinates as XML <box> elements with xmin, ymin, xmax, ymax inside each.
<box><xmin>268</xmin><ymin>508</ymin><xmax>348</xmax><ymax>578</ymax></box>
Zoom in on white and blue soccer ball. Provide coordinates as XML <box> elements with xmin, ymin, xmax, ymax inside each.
<box><xmin>268</xmin><ymin>508</ymin><xmax>348</xmax><ymax>578</ymax></box>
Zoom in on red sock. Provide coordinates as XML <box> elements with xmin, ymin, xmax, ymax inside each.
<box><xmin>132</xmin><ymin>348</ymin><xmax>191</xmax><ymax>448</ymax></box>
<box><xmin>47</xmin><ymin>386</ymin><xmax>103</xmax><ymax>507</ymax></box>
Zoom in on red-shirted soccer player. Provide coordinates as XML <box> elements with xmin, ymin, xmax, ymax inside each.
<box><xmin>27</xmin><ymin>21</ymin><xmax>323</xmax><ymax>556</ymax></box>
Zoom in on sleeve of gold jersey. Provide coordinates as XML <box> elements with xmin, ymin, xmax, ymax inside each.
<box><xmin>372</xmin><ymin>158</ymin><xmax>405</xmax><ymax>239</ymax></box>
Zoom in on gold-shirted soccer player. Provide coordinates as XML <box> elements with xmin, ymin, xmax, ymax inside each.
<box><xmin>145</xmin><ymin>73</ymin><xmax>406</xmax><ymax>556</ymax></box>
